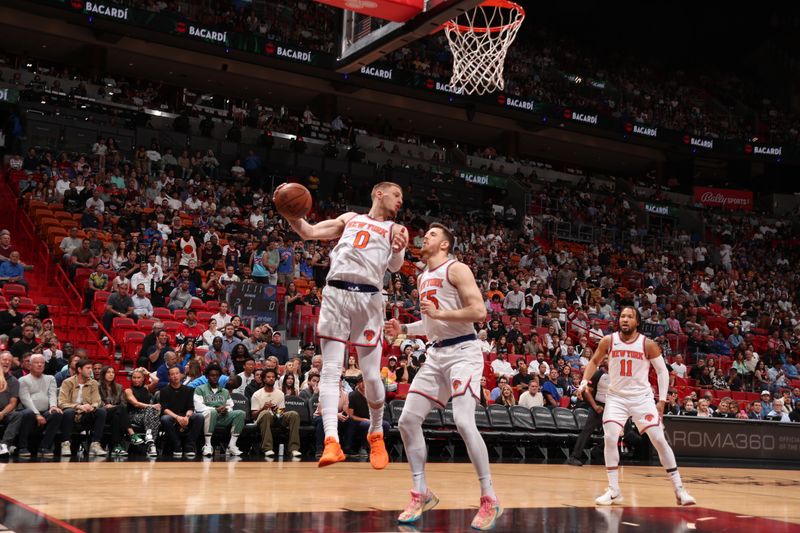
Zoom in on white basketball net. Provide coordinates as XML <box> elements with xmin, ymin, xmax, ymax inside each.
<box><xmin>443</xmin><ymin>1</ymin><xmax>525</xmax><ymax>95</ymax></box>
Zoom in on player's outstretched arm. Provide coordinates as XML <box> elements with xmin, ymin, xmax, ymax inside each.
<box><xmin>285</xmin><ymin>212</ymin><xmax>355</xmax><ymax>241</ymax></box>
<box><xmin>579</xmin><ymin>335</ymin><xmax>611</xmax><ymax>393</ymax></box>
<box><xmin>420</xmin><ymin>262</ymin><xmax>486</xmax><ymax>323</ymax></box>
<box><xmin>384</xmin><ymin>318</ymin><xmax>424</xmax><ymax>338</ymax></box>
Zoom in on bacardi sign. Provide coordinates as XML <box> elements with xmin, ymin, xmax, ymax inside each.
<box><xmin>176</xmin><ymin>22</ymin><xmax>228</xmax><ymax>44</ymax></box>
<box><xmin>84</xmin><ymin>1</ymin><xmax>128</xmax><ymax>20</ymax></box>
<box><xmin>360</xmin><ymin>66</ymin><xmax>392</xmax><ymax>80</ymax></box>
<box><xmin>745</xmin><ymin>144</ymin><xmax>782</xmax><ymax>157</ymax></box>
<box><xmin>684</xmin><ymin>135</ymin><xmax>714</xmax><ymax>149</ymax></box>
<box><xmin>563</xmin><ymin>109</ymin><xmax>598</xmax><ymax>125</ymax></box>
<box><xmin>497</xmin><ymin>94</ymin><xmax>535</xmax><ymax>111</ymax></box>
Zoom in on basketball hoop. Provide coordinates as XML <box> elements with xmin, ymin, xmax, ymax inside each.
<box><xmin>441</xmin><ymin>0</ymin><xmax>525</xmax><ymax>95</ymax></box>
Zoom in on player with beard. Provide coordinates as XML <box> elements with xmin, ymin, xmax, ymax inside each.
<box><xmin>385</xmin><ymin>223</ymin><xmax>501</xmax><ymax>530</ymax></box>
<box><xmin>280</xmin><ymin>181</ymin><xmax>408</xmax><ymax>469</ymax></box>
<box><xmin>579</xmin><ymin>306</ymin><xmax>696</xmax><ymax>506</ymax></box>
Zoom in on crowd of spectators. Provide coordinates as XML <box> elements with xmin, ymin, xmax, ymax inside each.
<box><xmin>108</xmin><ymin>1</ymin><xmax>800</xmax><ymax>147</ymax></box>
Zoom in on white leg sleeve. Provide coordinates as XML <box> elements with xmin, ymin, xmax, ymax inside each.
<box><xmin>320</xmin><ymin>339</ymin><xmax>346</xmax><ymax>441</ymax></box>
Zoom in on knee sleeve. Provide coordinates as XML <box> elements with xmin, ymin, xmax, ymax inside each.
<box><xmin>603</xmin><ymin>422</ymin><xmax>623</xmax><ymax>468</ymax></box>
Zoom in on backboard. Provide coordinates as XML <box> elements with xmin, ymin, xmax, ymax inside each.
<box><xmin>335</xmin><ymin>0</ymin><xmax>483</xmax><ymax>73</ymax></box>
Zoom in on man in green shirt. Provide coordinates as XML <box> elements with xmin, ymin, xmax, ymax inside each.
<box><xmin>193</xmin><ymin>363</ymin><xmax>245</xmax><ymax>457</ymax></box>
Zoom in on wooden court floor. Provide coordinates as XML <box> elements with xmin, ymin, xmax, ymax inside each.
<box><xmin>0</xmin><ymin>460</ymin><xmax>799</xmax><ymax>531</ymax></box>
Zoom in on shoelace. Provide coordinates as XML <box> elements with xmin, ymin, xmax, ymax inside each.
<box><xmin>477</xmin><ymin>497</ymin><xmax>495</xmax><ymax>517</ymax></box>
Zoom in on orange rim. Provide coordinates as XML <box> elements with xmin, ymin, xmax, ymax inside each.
<box><xmin>442</xmin><ymin>0</ymin><xmax>525</xmax><ymax>34</ymax></box>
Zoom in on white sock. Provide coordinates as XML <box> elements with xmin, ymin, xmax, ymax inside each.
<box><xmin>478</xmin><ymin>475</ymin><xmax>497</xmax><ymax>500</ymax></box>
<box><xmin>145</xmin><ymin>429</ymin><xmax>153</xmax><ymax>442</ymax></box>
<box><xmin>229</xmin><ymin>434</ymin><xmax>239</xmax><ymax>448</ymax></box>
<box><xmin>412</xmin><ymin>472</ymin><xmax>428</xmax><ymax>495</ymax></box>
<box><xmin>368</xmin><ymin>403</ymin><xmax>385</xmax><ymax>435</ymax></box>
<box><xmin>667</xmin><ymin>468</ymin><xmax>683</xmax><ymax>491</ymax></box>
<box><xmin>607</xmin><ymin>469</ymin><xmax>620</xmax><ymax>493</ymax></box>
<box><xmin>204</xmin><ymin>435</ymin><xmax>212</xmax><ymax>447</ymax></box>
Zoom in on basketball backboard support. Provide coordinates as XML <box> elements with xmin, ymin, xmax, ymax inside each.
<box><xmin>336</xmin><ymin>0</ymin><xmax>483</xmax><ymax>73</ymax></box>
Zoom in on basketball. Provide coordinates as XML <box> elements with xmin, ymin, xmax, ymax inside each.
<box><xmin>273</xmin><ymin>183</ymin><xmax>312</xmax><ymax>219</ymax></box>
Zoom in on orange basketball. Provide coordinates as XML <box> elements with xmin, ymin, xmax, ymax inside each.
<box><xmin>273</xmin><ymin>183</ymin><xmax>312</xmax><ymax>219</ymax></box>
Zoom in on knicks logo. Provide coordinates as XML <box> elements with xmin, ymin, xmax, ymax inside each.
<box><xmin>452</xmin><ymin>379</ymin><xmax>462</xmax><ymax>391</ymax></box>
<box><xmin>363</xmin><ymin>330</ymin><xmax>375</xmax><ymax>342</ymax></box>
<box><xmin>644</xmin><ymin>414</ymin><xmax>655</xmax><ymax>422</ymax></box>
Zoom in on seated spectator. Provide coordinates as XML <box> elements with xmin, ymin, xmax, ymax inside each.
<box><xmin>178</xmin><ymin>309</ymin><xmax>204</xmax><ymax>343</ymax></box>
<box><xmin>193</xmin><ymin>363</ymin><xmax>245</xmax><ymax>457</ymax></box>
<box><xmin>242</xmin><ymin>326</ymin><xmax>268</xmax><ymax>362</ymax></box>
<box><xmin>139</xmin><ymin>329</ymin><xmax>171</xmax><ymax>372</ymax></box>
<box><xmin>344</xmin><ymin>355</ymin><xmax>362</xmax><ymax>389</ymax></box>
<box><xmin>0</xmin><ymin>351</ymin><xmax>21</xmax><ymax>456</ymax></box>
<box><xmin>103</xmin><ymin>282</ymin><xmax>135</xmax><ymax>337</ymax></box>
<box><xmin>82</xmin><ymin>267</ymin><xmax>109</xmax><ymax>314</ymax></box>
<box><xmin>202</xmin><ymin>318</ymin><xmax>223</xmax><ymax>347</ymax></box>
<box><xmin>124</xmin><ymin>367</ymin><xmax>161</xmax><ymax>457</ymax></box>
<box><xmin>695</xmin><ymin>398</ymin><xmax>713</xmax><ymax>417</ymax></box>
<box><xmin>70</xmin><ymin>239</ymin><xmax>97</xmax><ymax>279</ymax></box>
<box><xmin>97</xmin><ymin>365</ymin><xmax>134</xmax><ymax>456</ymax></box>
<box><xmin>726</xmin><ymin>368</ymin><xmax>743</xmax><ymax>392</ymax></box>
<box><xmin>58</xmin><ymin>358</ymin><xmax>108</xmax><ymax>457</ymax></box>
<box><xmin>221</xmin><ymin>324</ymin><xmax>243</xmax><ymax>354</ymax></box>
<box><xmin>490</xmin><ymin>351</ymin><xmax>515</xmax><ymax>380</ymax></box>
<box><xmin>511</xmin><ymin>358</ymin><xmax>531</xmax><ymax>392</ymax></box>
<box><xmin>490</xmin><ymin>376</ymin><xmax>509</xmax><ymax>402</ymax></box>
<box><xmin>251</xmin><ymin>367</ymin><xmax>301</xmax><ymax>458</ymax></box>
<box><xmin>748</xmin><ymin>400</ymin><xmax>763</xmax><ymax>420</ymax></box>
<box><xmin>168</xmin><ymin>280</ymin><xmax>193</xmax><ymax>311</ymax></box>
<box><xmin>541</xmin><ymin>369</ymin><xmax>562</xmax><ymax>408</ymax></box>
<box><xmin>156</xmin><ymin>351</ymin><xmax>185</xmax><ymax>390</ymax></box>
<box><xmin>234</xmin><ymin>358</ymin><xmax>257</xmax><ymax>396</ymax></box>
<box><xmin>300</xmin><ymin>372</ymin><xmax>319</xmax><ymax>401</ymax></box>
<box><xmin>9</xmin><ymin>324</ymin><xmax>37</xmax><ymax>360</ymax></box>
<box><xmin>518</xmin><ymin>380</ymin><xmax>543</xmax><ymax>409</ymax></box>
<box><xmin>790</xmin><ymin>401</ymin><xmax>800</xmax><ymax>423</ymax></box>
<box><xmin>131</xmin><ymin>283</ymin><xmax>154</xmax><ymax>318</ymax></box>
<box><xmin>244</xmin><ymin>369</ymin><xmax>264</xmax><ymax>400</ymax></box>
<box><xmin>343</xmin><ymin>375</ymin><xmax>390</xmax><ymax>455</ymax></box>
<box><xmin>681</xmin><ymin>399</ymin><xmax>696</xmax><ymax>416</ymax></box>
<box><xmin>205</xmin><ymin>337</ymin><xmax>235</xmax><ymax>375</ymax></box>
<box><xmin>210</xmin><ymin>302</ymin><xmax>232</xmax><ymax>328</ymax></box>
<box><xmin>17</xmin><ymin>354</ymin><xmax>63</xmax><ymax>458</ymax></box>
<box><xmin>766</xmin><ymin>398</ymin><xmax>790</xmax><ymax>422</ymax></box>
<box><xmin>159</xmin><ymin>365</ymin><xmax>204</xmax><ymax>458</ymax></box>
<box><xmin>303</xmin><ymin>286</ymin><xmax>321</xmax><ymax>307</ymax></box>
<box><xmin>266</xmin><ymin>331</ymin><xmax>289</xmax><ymax>365</ymax></box>
<box><xmin>498</xmin><ymin>384</ymin><xmax>516</xmax><ymax>407</ymax></box>
<box><xmin>0</xmin><ymin>251</ymin><xmax>27</xmax><ymax>289</ymax></box>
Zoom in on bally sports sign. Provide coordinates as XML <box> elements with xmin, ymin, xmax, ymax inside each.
<box><xmin>693</xmin><ymin>186</ymin><xmax>753</xmax><ymax>212</ymax></box>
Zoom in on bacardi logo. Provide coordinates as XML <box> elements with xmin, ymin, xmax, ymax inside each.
<box><xmin>264</xmin><ymin>42</ymin><xmax>276</xmax><ymax>54</ymax></box>
<box><xmin>435</xmin><ymin>82</ymin><xmax>463</xmax><ymax>95</ymax></box>
<box><xmin>690</xmin><ymin>137</ymin><xmax>713</xmax><ymax>149</ymax></box>
<box><xmin>502</xmin><ymin>96</ymin><xmax>535</xmax><ymax>111</ymax></box>
<box><xmin>752</xmin><ymin>145</ymin><xmax>782</xmax><ymax>156</ymax></box>
<box><xmin>71</xmin><ymin>0</ymin><xmax>83</xmax><ymax>9</ymax></box>
<box><xmin>176</xmin><ymin>22</ymin><xmax>187</xmax><ymax>33</ymax></box>
<box><xmin>425</xmin><ymin>79</ymin><xmax>435</xmax><ymax>90</ymax></box>
<box><xmin>360</xmin><ymin>66</ymin><xmax>392</xmax><ymax>80</ymax></box>
<box><xmin>564</xmin><ymin>109</ymin><xmax>597</xmax><ymax>124</ymax></box>
<box><xmin>84</xmin><ymin>1</ymin><xmax>128</xmax><ymax>20</ymax></box>
<box><xmin>632</xmin><ymin>124</ymin><xmax>657</xmax><ymax>137</ymax></box>
<box><xmin>275</xmin><ymin>46</ymin><xmax>312</xmax><ymax>63</ymax></box>
<box><xmin>188</xmin><ymin>25</ymin><xmax>228</xmax><ymax>43</ymax></box>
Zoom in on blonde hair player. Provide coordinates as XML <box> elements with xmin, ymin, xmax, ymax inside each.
<box><xmin>279</xmin><ymin>181</ymin><xmax>408</xmax><ymax>468</ymax></box>
<box><xmin>384</xmin><ymin>223</ymin><xmax>501</xmax><ymax>530</ymax></box>
<box><xmin>578</xmin><ymin>306</ymin><xmax>696</xmax><ymax>506</ymax></box>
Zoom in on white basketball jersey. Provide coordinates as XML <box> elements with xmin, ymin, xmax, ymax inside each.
<box><xmin>327</xmin><ymin>214</ymin><xmax>395</xmax><ymax>288</ymax></box>
<box><xmin>607</xmin><ymin>332</ymin><xmax>652</xmax><ymax>398</ymax></box>
<box><xmin>418</xmin><ymin>259</ymin><xmax>475</xmax><ymax>342</ymax></box>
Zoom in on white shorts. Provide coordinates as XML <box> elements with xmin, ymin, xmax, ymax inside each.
<box><xmin>316</xmin><ymin>285</ymin><xmax>385</xmax><ymax>347</ymax></box>
<box><xmin>603</xmin><ymin>394</ymin><xmax>660</xmax><ymax>433</ymax></box>
<box><xmin>408</xmin><ymin>339</ymin><xmax>484</xmax><ymax>407</ymax></box>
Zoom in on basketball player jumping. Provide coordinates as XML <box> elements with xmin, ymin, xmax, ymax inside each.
<box><xmin>278</xmin><ymin>181</ymin><xmax>408</xmax><ymax>469</ymax></box>
<box><xmin>384</xmin><ymin>224</ymin><xmax>501</xmax><ymax>531</ymax></box>
<box><xmin>578</xmin><ymin>307</ymin><xmax>696</xmax><ymax>506</ymax></box>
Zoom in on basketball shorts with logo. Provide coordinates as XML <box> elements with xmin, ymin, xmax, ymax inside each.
<box><xmin>602</xmin><ymin>393</ymin><xmax>661</xmax><ymax>433</ymax></box>
<box><xmin>409</xmin><ymin>340</ymin><xmax>484</xmax><ymax>406</ymax></box>
<box><xmin>316</xmin><ymin>284</ymin><xmax>385</xmax><ymax>347</ymax></box>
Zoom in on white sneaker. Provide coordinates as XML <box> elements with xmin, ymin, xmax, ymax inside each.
<box><xmin>595</xmin><ymin>487</ymin><xmax>624</xmax><ymax>506</ymax></box>
<box><xmin>202</xmin><ymin>444</ymin><xmax>214</xmax><ymax>457</ymax></box>
<box><xmin>226</xmin><ymin>445</ymin><xmax>242</xmax><ymax>456</ymax></box>
<box><xmin>264</xmin><ymin>449</ymin><xmax>275</xmax><ymax>458</ymax></box>
<box><xmin>676</xmin><ymin>488</ymin><xmax>696</xmax><ymax>506</ymax></box>
<box><xmin>291</xmin><ymin>449</ymin><xmax>302</xmax><ymax>458</ymax></box>
<box><xmin>0</xmin><ymin>443</ymin><xmax>9</xmax><ymax>456</ymax></box>
<box><xmin>61</xmin><ymin>442</ymin><xmax>72</xmax><ymax>457</ymax></box>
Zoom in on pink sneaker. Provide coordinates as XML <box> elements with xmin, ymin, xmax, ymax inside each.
<box><xmin>471</xmin><ymin>496</ymin><xmax>502</xmax><ymax>530</ymax></box>
<box><xmin>397</xmin><ymin>490</ymin><xmax>439</xmax><ymax>524</ymax></box>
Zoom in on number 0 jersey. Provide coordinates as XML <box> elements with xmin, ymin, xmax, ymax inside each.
<box><xmin>418</xmin><ymin>259</ymin><xmax>475</xmax><ymax>342</ymax></box>
<box><xmin>607</xmin><ymin>332</ymin><xmax>652</xmax><ymax>398</ymax></box>
<box><xmin>326</xmin><ymin>214</ymin><xmax>395</xmax><ymax>288</ymax></box>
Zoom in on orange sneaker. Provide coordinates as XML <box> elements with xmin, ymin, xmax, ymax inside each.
<box><xmin>367</xmin><ymin>432</ymin><xmax>389</xmax><ymax>470</ymax></box>
<box><xmin>318</xmin><ymin>437</ymin><xmax>345</xmax><ymax>468</ymax></box>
